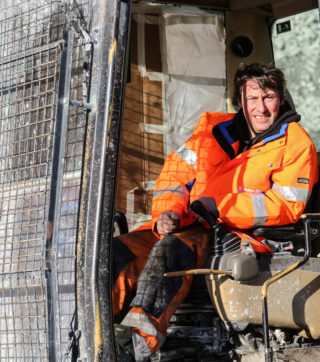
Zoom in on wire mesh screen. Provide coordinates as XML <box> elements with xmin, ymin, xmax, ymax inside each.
<box><xmin>57</xmin><ymin>33</ymin><xmax>89</xmax><ymax>357</ymax></box>
<box><xmin>0</xmin><ymin>0</ymin><xmax>90</xmax><ymax>360</ymax></box>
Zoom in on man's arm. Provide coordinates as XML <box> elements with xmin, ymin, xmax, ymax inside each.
<box><xmin>151</xmin><ymin>113</ymin><xmax>215</xmax><ymax>235</ymax></box>
<box><xmin>151</xmin><ymin>112</ymin><xmax>233</xmax><ymax>235</ymax></box>
<box><xmin>152</xmin><ymin>146</ymin><xmax>197</xmax><ymax>235</ymax></box>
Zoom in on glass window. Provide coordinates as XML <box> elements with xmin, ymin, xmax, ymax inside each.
<box><xmin>272</xmin><ymin>9</ymin><xmax>320</xmax><ymax>150</ymax></box>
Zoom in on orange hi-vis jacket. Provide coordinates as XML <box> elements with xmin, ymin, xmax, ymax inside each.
<box><xmin>149</xmin><ymin>109</ymin><xmax>318</xmax><ymax>252</ymax></box>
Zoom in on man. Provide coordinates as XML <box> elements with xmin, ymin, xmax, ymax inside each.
<box><xmin>113</xmin><ymin>63</ymin><xmax>318</xmax><ymax>361</ymax></box>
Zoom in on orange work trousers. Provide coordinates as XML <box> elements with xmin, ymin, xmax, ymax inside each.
<box><xmin>112</xmin><ymin>225</ymin><xmax>212</xmax><ymax>360</ymax></box>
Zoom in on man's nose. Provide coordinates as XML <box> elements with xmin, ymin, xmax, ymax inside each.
<box><xmin>256</xmin><ymin>98</ymin><xmax>267</xmax><ymax>112</ymax></box>
<box><xmin>256</xmin><ymin>98</ymin><xmax>267</xmax><ymax>113</ymax></box>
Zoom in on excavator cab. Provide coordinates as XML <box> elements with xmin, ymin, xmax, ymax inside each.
<box><xmin>110</xmin><ymin>2</ymin><xmax>320</xmax><ymax>361</ymax></box>
<box><xmin>1</xmin><ymin>1</ymin><xmax>320</xmax><ymax>361</ymax></box>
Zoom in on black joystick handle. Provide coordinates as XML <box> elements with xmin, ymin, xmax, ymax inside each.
<box><xmin>191</xmin><ymin>200</ymin><xmax>217</xmax><ymax>229</ymax></box>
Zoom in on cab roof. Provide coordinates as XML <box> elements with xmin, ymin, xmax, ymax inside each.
<box><xmin>135</xmin><ymin>0</ymin><xmax>318</xmax><ymax>20</ymax></box>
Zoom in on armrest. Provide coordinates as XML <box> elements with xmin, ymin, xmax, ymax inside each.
<box><xmin>252</xmin><ymin>222</ymin><xmax>305</xmax><ymax>241</ymax></box>
<box><xmin>252</xmin><ymin>215</ymin><xmax>320</xmax><ymax>242</ymax></box>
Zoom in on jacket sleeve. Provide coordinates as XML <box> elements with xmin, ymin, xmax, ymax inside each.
<box><xmin>214</xmin><ymin>141</ymin><xmax>319</xmax><ymax>229</ymax></box>
<box><xmin>151</xmin><ymin>113</ymin><xmax>213</xmax><ymax>232</ymax></box>
<box><xmin>151</xmin><ymin>148</ymin><xmax>196</xmax><ymax>229</ymax></box>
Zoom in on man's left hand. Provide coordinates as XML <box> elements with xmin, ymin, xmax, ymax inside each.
<box><xmin>156</xmin><ymin>211</ymin><xmax>180</xmax><ymax>235</ymax></box>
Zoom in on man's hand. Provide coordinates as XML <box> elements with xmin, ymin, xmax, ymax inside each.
<box><xmin>156</xmin><ymin>211</ymin><xmax>180</xmax><ymax>235</ymax></box>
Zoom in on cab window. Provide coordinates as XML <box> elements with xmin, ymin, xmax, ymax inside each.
<box><xmin>272</xmin><ymin>9</ymin><xmax>320</xmax><ymax>150</ymax></box>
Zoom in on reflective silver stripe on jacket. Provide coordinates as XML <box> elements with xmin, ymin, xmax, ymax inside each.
<box><xmin>250</xmin><ymin>193</ymin><xmax>267</xmax><ymax>226</ymax></box>
<box><xmin>272</xmin><ymin>183</ymin><xmax>310</xmax><ymax>202</ymax></box>
<box><xmin>175</xmin><ymin>144</ymin><xmax>197</xmax><ymax>168</ymax></box>
<box><xmin>153</xmin><ymin>185</ymin><xmax>189</xmax><ymax>201</ymax></box>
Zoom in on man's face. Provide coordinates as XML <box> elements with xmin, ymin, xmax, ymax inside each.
<box><xmin>240</xmin><ymin>78</ymin><xmax>282</xmax><ymax>138</ymax></box>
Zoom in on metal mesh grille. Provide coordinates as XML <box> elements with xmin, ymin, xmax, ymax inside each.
<box><xmin>0</xmin><ymin>55</ymin><xmax>56</xmax><ymax>184</ymax></box>
<box><xmin>0</xmin><ymin>0</ymin><xmax>89</xmax><ymax>359</ymax></box>
<box><xmin>0</xmin><ymin>1</ymin><xmax>59</xmax><ymax>359</ymax></box>
<box><xmin>57</xmin><ymin>34</ymin><xmax>89</xmax><ymax>355</ymax></box>
<box><xmin>0</xmin><ymin>272</ymin><xmax>47</xmax><ymax>359</ymax></box>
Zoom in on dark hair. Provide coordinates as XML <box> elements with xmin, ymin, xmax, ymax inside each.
<box><xmin>233</xmin><ymin>63</ymin><xmax>286</xmax><ymax>104</ymax></box>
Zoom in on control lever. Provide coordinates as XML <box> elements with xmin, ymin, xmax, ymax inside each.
<box><xmin>191</xmin><ymin>199</ymin><xmax>218</xmax><ymax>229</ymax></box>
<box><xmin>191</xmin><ymin>198</ymin><xmax>240</xmax><ymax>256</ymax></box>
<box><xmin>166</xmin><ymin>199</ymin><xmax>258</xmax><ymax>282</ymax></box>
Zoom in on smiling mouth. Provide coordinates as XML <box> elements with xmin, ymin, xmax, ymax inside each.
<box><xmin>255</xmin><ymin>115</ymin><xmax>269</xmax><ymax>119</ymax></box>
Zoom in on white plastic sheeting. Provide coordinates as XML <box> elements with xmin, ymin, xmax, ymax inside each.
<box><xmin>128</xmin><ymin>7</ymin><xmax>226</xmax><ymax>230</ymax></box>
<box><xmin>163</xmin><ymin>10</ymin><xmax>226</xmax><ymax>154</ymax></box>
<box><xmin>137</xmin><ymin>8</ymin><xmax>226</xmax><ymax>155</ymax></box>
<box><xmin>165</xmin><ymin>78</ymin><xmax>226</xmax><ymax>153</ymax></box>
